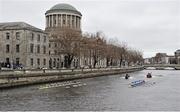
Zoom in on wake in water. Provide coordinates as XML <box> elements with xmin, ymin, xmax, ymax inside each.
<box><xmin>38</xmin><ymin>81</ymin><xmax>87</xmax><ymax>90</ymax></box>
<box><xmin>121</xmin><ymin>76</ymin><xmax>134</xmax><ymax>79</ymax></box>
<box><xmin>129</xmin><ymin>80</ymin><xmax>156</xmax><ymax>88</ymax></box>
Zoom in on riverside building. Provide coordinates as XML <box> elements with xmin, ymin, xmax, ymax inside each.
<box><xmin>45</xmin><ymin>3</ymin><xmax>82</xmax><ymax>68</ymax></box>
<box><xmin>0</xmin><ymin>3</ymin><xmax>107</xmax><ymax>69</ymax></box>
<box><xmin>45</xmin><ymin>3</ymin><xmax>106</xmax><ymax>68</ymax></box>
<box><xmin>0</xmin><ymin>22</ymin><xmax>49</xmax><ymax>69</ymax></box>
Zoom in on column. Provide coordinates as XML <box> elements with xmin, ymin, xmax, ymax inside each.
<box><xmin>73</xmin><ymin>15</ymin><xmax>75</xmax><ymax>28</ymax></box>
<box><xmin>50</xmin><ymin>15</ymin><xmax>52</xmax><ymax>27</ymax></box>
<box><xmin>70</xmin><ymin>15</ymin><xmax>72</xmax><ymax>28</ymax></box>
<box><xmin>58</xmin><ymin>14</ymin><xmax>60</xmax><ymax>27</ymax></box>
<box><xmin>74</xmin><ymin>16</ymin><xmax>77</xmax><ymax>29</ymax></box>
<box><xmin>48</xmin><ymin>16</ymin><xmax>51</xmax><ymax>27</ymax></box>
<box><xmin>53</xmin><ymin>15</ymin><xmax>55</xmax><ymax>27</ymax></box>
<box><xmin>65</xmin><ymin>14</ymin><xmax>67</xmax><ymax>27</ymax></box>
<box><xmin>72</xmin><ymin>15</ymin><xmax>74</xmax><ymax>28</ymax></box>
<box><xmin>78</xmin><ymin>17</ymin><xmax>80</xmax><ymax>29</ymax></box>
<box><xmin>56</xmin><ymin>14</ymin><xmax>58</xmax><ymax>27</ymax></box>
<box><xmin>77</xmin><ymin>17</ymin><xmax>79</xmax><ymax>29</ymax></box>
<box><xmin>61</xmin><ymin>14</ymin><xmax>63</xmax><ymax>27</ymax></box>
<box><xmin>48</xmin><ymin>16</ymin><xmax>50</xmax><ymax>27</ymax></box>
<box><xmin>52</xmin><ymin>15</ymin><xmax>54</xmax><ymax>27</ymax></box>
<box><xmin>59</xmin><ymin>14</ymin><xmax>61</xmax><ymax>27</ymax></box>
<box><xmin>46</xmin><ymin>16</ymin><xmax>48</xmax><ymax>28</ymax></box>
<box><xmin>79</xmin><ymin>17</ymin><xmax>81</xmax><ymax>29</ymax></box>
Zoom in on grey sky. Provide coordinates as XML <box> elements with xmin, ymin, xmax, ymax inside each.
<box><xmin>0</xmin><ymin>0</ymin><xmax>179</xmax><ymax>58</ymax></box>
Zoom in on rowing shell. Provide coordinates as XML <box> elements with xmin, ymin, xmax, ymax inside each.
<box><xmin>130</xmin><ymin>80</ymin><xmax>145</xmax><ymax>87</ymax></box>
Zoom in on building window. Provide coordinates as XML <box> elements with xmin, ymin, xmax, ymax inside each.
<box><xmin>6</xmin><ymin>58</ymin><xmax>10</xmax><ymax>64</ymax></box>
<box><xmin>16</xmin><ymin>32</ymin><xmax>20</xmax><ymax>40</ymax></box>
<box><xmin>16</xmin><ymin>44</ymin><xmax>20</xmax><ymax>53</ymax></box>
<box><xmin>54</xmin><ymin>19</ymin><xmax>56</xmax><ymax>25</ymax></box>
<box><xmin>44</xmin><ymin>36</ymin><xmax>46</xmax><ymax>42</ymax></box>
<box><xmin>16</xmin><ymin>58</ymin><xmax>20</xmax><ymax>65</ymax></box>
<box><xmin>54</xmin><ymin>50</ymin><xmax>57</xmax><ymax>55</ymax></box>
<box><xmin>31</xmin><ymin>33</ymin><xmax>34</xmax><ymax>41</ymax></box>
<box><xmin>6</xmin><ymin>32</ymin><xmax>10</xmax><ymax>40</ymax></box>
<box><xmin>37</xmin><ymin>58</ymin><xmax>40</xmax><ymax>66</ymax></box>
<box><xmin>43</xmin><ymin>58</ymin><xmax>46</xmax><ymax>65</ymax></box>
<box><xmin>68</xmin><ymin>16</ymin><xmax>70</xmax><ymax>27</ymax></box>
<box><xmin>54</xmin><ymin>43</ymin><xmax>57</xmax><ymax>47</ymax></box>
<box><xmin>76</xmin><ymin>18</ymin><xmax>78</xmax><ymax>28</ymax></box>
<box><xmin>6</xmin><ymin>44</ymin><xmax>10</xmax><ymax>53</ymax></box>
<box><xmin>30</xmin><ymin>58</ymin><xmax>33</xmax><ymax>66</ymax></box>
<box><xmin>63</xmin><ymin>19</ymin><xmax>65</xmax><ymax>25</ymax></box>
<box><xmin>37</xmin><ymin>34</ymin><xmax>40</xmax><ymax>42</ymax></box>
<box><xmin>63</xmin><ymin>15</ymin><xmax>66</xmax><ymax>25</ymax></box>
<box><xmin>37</xmin><ymin>45</ymin><xmax>40</xmax><ymax>53</ymax></box>
<box><xmin>49</xmin><ymin>43</ymin><xmax>51</xmax><ymax>48</ymax></box>
<box><xmin>30</xmin><ymin>44</ymin><xmax>34</xmax><ymax>53</ymax></box>
<box><xmin>49</xmin><ymin>51</ymin><xmax>51</xmax><ymax>55</ymax></box>
<box><xmin>43</xmin><ymin>46</ymin><xmax>46</xmax><ymax>54</ymax></box>
<box><xmin>72</xmin><ymin>20</ymin><xmax>74</xmax><ymax>27</ymax></box>
<box><xmin>53</xmin><ymin>58</ymin><xmax>56</xmax><ymax>67</ymax></box>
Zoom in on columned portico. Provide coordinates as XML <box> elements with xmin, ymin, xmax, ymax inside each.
<box><xmin>46</xmin><ymin>14</ymin><xmax>81</xmax><ymax>30</ymax></box>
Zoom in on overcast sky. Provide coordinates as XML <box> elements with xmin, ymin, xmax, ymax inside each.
<box><xmin>0</xmin><ymin>0</ymin><xmax>179</xmax><ymax>58</ymax></box>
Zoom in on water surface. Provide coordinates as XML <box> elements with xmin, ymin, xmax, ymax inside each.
<box><xmin>0</xmin><ymin>70</ymin><xmax>180</xmax><ymax>111</ymax></box>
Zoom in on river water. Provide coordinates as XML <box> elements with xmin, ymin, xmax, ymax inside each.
<box><xmin>0</xmin><ymin>70</ymin><xmax>180</xmax><ymax>111</ymax></box>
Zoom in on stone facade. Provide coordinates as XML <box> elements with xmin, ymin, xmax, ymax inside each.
<box><xmin>175</xmin><ymin>49</ymin><xmax>180</xmax><ymax>64</ymax></box>
<box><xmin>0</xmin><ymin>22</ymin><xmax>49</xmax><ymax>69</ymax></box>
<box><xmin>144</xmin><ymin>53</ymin><xmax>176</xmax><ymax>65</ymax></box>
<box><xmin>45</xmin><ymin>3</ymin><xmax>82</xmax><ymax>69</ymax></box>
<box><xmin>0</xmin><ymin>3</ymin><xmax>108</xmax><ymax>69</ymax></box>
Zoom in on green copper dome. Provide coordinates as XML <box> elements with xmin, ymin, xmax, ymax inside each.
<box><xmin>46</xmin><ymin>3</ymin><xmax>82</xmax><ymax>16</ymax></box>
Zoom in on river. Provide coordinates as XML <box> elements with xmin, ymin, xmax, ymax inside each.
<box><xmin>0</xmin><ymin>70</ymin><xmax>180</xmax><ymax>111</ymax></box>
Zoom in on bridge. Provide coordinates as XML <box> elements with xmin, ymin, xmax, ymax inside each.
<box><xmin>144</xmin><ymin>64</ymin><xmax>180</xmax><ymax>70</ymax></box>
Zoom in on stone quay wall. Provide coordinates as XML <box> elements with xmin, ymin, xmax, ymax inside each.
<box><xmin>0</xmin><ymin>67</ymin><xmax>144</xmax><ymax>89</ymax></box>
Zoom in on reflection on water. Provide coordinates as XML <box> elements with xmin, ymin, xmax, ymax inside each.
<box><xmin>0</xmin><ymin>70</ymin><xmax>180</xmax><ymax>111</ymax></box>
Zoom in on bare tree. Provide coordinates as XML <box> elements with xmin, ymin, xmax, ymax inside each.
<box><xmin>49</xmin><ymin>27</ymin><xmax>143</xmax><ymax>68</ymax></box>
<box><xmin>125</xmin><ymin>49</ymin><xmax>143</xmax><ymax>66</ymax></box>
<box><xmin>111</xmin><ymin>41</ymin><xmax>128</xmax><ymax>67</ymax></box>
<box><xmin>118</xmin><ymin>43</ymin><xmax>128</xmax><ymax>67</ymax></box>
<box><xmin>105</xmin><ymin>44</ymin><xmax>114</xmax><ymax>67</ymax></box>
<box><xmin>50</xmin><ymin>27</ymin><xmax>82</xmax><ymax>68</ymax></box>
<box><xmin>82</xmin><ymin>32</ymin><xmax>106</xmax><ymax>68</ymax></box>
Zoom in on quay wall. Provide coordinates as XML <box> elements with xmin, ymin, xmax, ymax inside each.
<box><xmin>0</xmin><ymin>67</ymin><xmax>144</xmax><ymax>89</ymax></box>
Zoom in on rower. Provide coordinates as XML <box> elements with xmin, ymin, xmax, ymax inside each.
<box><xmin>125</xmin><ymin>74</ymin><xmax>130</xmax><ymax>79</ymax></box>
<box><xmin>147</xmin><ymin>73</ymin><xmax>152</xmax><ymax>78</ymax></box>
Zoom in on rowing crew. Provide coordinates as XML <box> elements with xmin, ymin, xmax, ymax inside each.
<box><xmin>125</xmin><ymin>72</ymin><xmax>152</xmax><ymax>79</ymax></box>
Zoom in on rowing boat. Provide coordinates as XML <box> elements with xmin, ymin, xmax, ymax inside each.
<box><xmin>130</xmin><ymin>80</ymin><xmax>145</xmax><ymax>87</ymax></box>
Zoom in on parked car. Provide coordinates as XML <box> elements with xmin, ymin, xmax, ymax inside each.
<box><xmin>41</xmin><ymin>67</ymin><xmax>48</xmax><ymax>70</ymax></box>
<box><xmin>13</xmin><ymin>64</ymin><xmax>23</xmax><ymax>69</ymax></box>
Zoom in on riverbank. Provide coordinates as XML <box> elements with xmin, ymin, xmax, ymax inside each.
<box><xmin>0</xmin><ymin>67</ymin><xmax>143</xmax><ymax>89</ymax></box>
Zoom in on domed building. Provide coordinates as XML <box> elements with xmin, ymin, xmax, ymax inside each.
<box><xmin>45</xmin><ymin>3</ymin><xmax>82</xmax><ymax>32</ymax></box>
<box><xmin>45</xmin><ymin>3</ymin><xmax>82</xmax><ymax>68</ymax></box>
<box><xmin>0</xmin><ymin>3</ymin><xmax>107</xmax><ymax>69</ymax></box>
